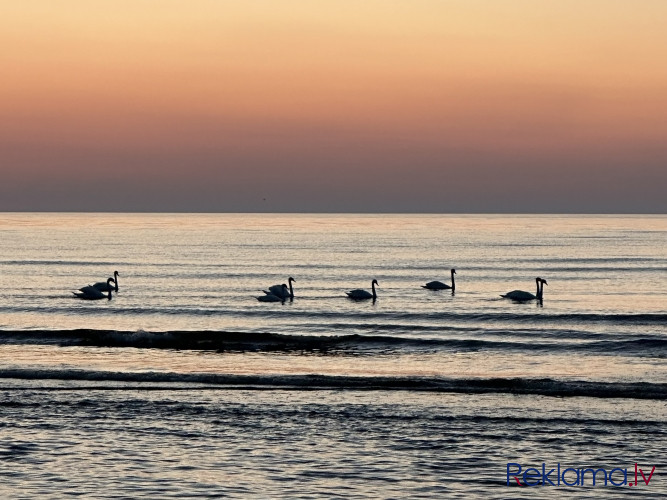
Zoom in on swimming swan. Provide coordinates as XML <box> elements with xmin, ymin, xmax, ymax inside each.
<box><xmin>257</xmin><ymin>284</ymin><xmax>288</xmax><ymax>302</ymax></box>
<box><xmin>346</xmin><ymin>279</ymin><xmax>378</xmax><ymax>300</ymax></box>
<box><xmin>74</xmin><ymin>278</ymin><xmax>115</xmax><ymax>300</ymax></box>
<box><xmin>93</xmin><ymin>271</ymin><xmax>119</xmax><ymax>292</ymax></box>
<box><xmin>501</xmin><ymin>278</ymin><xmax>547</xmax><ymax>301</ymax></box>
<box><xmin>264</xmin><ymin>277</ymin><xmax>295</xmax><ymax>299</ymax></box>
<box><xmin>422</xmin><ymin>269</ymin><xmax>456</xmax><ymax>291</ymax></box>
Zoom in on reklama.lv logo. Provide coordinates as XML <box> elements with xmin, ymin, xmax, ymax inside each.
<box><xmin>507</xmin><ymin>463</ymin><xmax>656</xmax><ymax>487</ymax></box>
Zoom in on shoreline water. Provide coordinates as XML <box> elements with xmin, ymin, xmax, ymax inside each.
<box><xmin>1</xmin><ymin>213</ymin><xmax>665</xmax><ymax>497</ymax></box>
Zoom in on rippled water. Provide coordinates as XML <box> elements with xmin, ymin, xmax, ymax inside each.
<box><xmin>0</xmin><ymin>213</ymin><xmax>665</xmax><ymax>497</ymax></box>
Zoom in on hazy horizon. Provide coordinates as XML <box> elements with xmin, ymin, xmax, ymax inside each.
<box><xmin>1</xmin><ymin>210</ymin><xmax>665</xmax><ymax>216</ymax></box>
<box><xmin>2</xmin><ymin>1</ymin><xmax>666</xmax><ymax>213</ymax></box>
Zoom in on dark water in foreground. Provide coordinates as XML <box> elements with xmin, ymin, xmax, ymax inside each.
<box><xmin>0</xmin><ymin>214</ymin><xmax>665</xmax><ymax>497</ymax></box>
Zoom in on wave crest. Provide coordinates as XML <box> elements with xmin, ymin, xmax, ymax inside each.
<box><xmin>1</xmin><ymin>369</ymin><xmax>665</xmax><ymax>400</ymax></box>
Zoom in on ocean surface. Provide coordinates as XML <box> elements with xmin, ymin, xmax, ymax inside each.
<box><xmin>0</xmin><ymin>213</ymin><xmax>665</xmax><ymax>498</ymax></box>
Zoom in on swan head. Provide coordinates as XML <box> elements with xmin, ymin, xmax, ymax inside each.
<box><xmin>114</xmin><ymin>270</ymin><xmax>119</xmax><ymax>277</ymax></box>
<box><xmin>451</xmin><ymin>269</ymin><xmax>456</xmax><ymax>274</ymax></box>
<box><xmin>372</xmin><ymin>279</ymin><xmax>379</xmax><ymax>286</ymax></box>
<box><xmin>541</xmin><ymin>279</ymin><xmax>548</xmax><ymax>286</ymax></box>
<box><xmin>107</xmin><ymin>278</ymin><xmax>115</xmax><ymax>285</ymax></box>
<box><xmin>288</xmin><ymin>277</ymin><xmax>295</xmax><ymax>283</ymax></box>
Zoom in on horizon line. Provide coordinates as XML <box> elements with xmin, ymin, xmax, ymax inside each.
<box><xmin>1</xmin><ymin>211</ymin><xmax>665</xmax><ymax>216</ymax></box>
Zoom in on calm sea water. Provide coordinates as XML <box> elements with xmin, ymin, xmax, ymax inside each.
<box><xmin>0</xmin><ymin>213</ymin><xmax>665</xmax><ymax>498</ymax></box>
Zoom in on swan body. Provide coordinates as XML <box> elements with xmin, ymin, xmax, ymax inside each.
<box><xmin>501</xmin><ymin>289</ymin><xmax>537</xmax><ymax>301</ymax></box>
<box><xmin>265</xmin><ymin>277</ymin><xmax>295</xmax><ymax>299</ymax></box>
<box><xmin>257</xmin><ymin>284</ymin><xmax>288</xmax><ymax>302</ymax></box>
<box><xmin>501</xmin><ymin>278</ymin><xmax>547</xmax><ymax>301</ymax></box>
<box><xmin>74</xmin><ymin>278</ymin><xmax>114</xmax><ymax>300</ymax></box>
<box><xmin>346</xmin><ymin>279</ymin><xmax>378</xmax><ymax>300</ymax></box>
<box><xmin>423</xmin><ymin>269</ymin><xmax>456</xmax><ymax>290</ymax></box>
<box><xmin>93</xmin><ymin>271</ymin><xmax>119</xmax><ymax>292</ymax></box>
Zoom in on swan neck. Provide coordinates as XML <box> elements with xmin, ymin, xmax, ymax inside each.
<box><xmin>451</xmin><ymin>270</ymin><xmax>455</xmax><ymax>291</ymax></box>
<box><xmin>372</xmin><ymin>281</ymin><xmax>376</xmax><ymax>299</ymax></box>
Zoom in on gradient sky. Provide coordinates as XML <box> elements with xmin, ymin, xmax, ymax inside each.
<box><xmin>2</xmin><ymin>1</ymin><xmax>666</xmax><ymax>212</ymax></box>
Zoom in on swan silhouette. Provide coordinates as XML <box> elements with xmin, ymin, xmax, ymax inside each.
<box><xmin>346</xmin><ymin>279</ymin><xmax>378</xmax><ymax>300</ymax></box>
<box><xmin>538</xmin><ymin>278</ymin><xmax>547</xmax><ymax>300</ymax></box>
<box><xmin>501</xmin><ymin>278</ymin><xmax>547</xmax><ymax>301</ymax></box>
<box><xmin>74</xmin><ymin>278</ymin><xmax>115</xmax><ymax>300</ymax></box>
<box><xmin>257</xmin><ymin>284</ymin><xmax>288</xmax><ymax>302</ymax></box>
<box><xmin>422</xmin><ymin>269</ymin><xmax>456</xmax><ymax>291</ymax></box>
<box><xmin>264</xmin><ymin>277</ymin><xmax>295</xmax><ymax>299</ymax></box>
<box><xmin>93</xmin><ymin>271</ymin><xmax>119</xmax><ymax>292</ymax></box>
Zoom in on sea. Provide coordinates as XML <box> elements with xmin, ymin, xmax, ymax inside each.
<box><xmin>0</xmin><ymin>213</ymin><xmax>665</xmax><ymax>498</ymax></box>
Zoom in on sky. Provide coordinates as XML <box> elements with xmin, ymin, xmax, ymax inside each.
<box><xmin>1</xmin><ymin>0</ymin><xmax>666</xmax><ymax>213</ymax></box>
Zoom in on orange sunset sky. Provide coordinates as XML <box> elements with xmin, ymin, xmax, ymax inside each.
<box><xmin>1</xmin><ymin>0</ymin><xmax>666</xmax><ymax>212</ymax></box>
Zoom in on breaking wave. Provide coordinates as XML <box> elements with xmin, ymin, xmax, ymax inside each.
<box><xmin>0</xmin><ymin>329</ymin><xmax>665</xmax><ymax>357</ymax></box>
<box><xmin>0</xmin><ymin>368</ymin><xmax>665</xmax><ymax>400</ymax></box>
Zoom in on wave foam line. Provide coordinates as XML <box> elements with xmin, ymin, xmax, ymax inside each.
<box><xmin>0</xmin><ymin>369</ymin><xmax>665</xmax><ymax>400</ymax></box>
<box><xmin>1</xmin><ymin>329</ymin><xmax>665</xmax><ymax>356</ymax></box>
